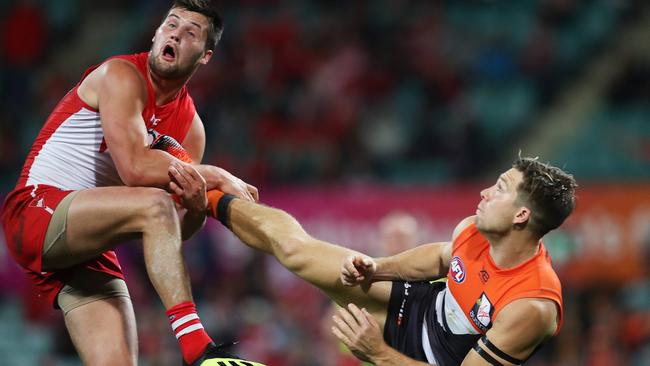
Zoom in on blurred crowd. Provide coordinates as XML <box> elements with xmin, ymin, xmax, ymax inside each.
<box><xmin>0</xmin><ymin>0</ymin><xmax>649</xmax><ymax>365</ymax></box>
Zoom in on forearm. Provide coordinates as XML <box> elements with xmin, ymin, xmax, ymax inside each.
<box><xmin>125</xmin><ymin>152</ymin><xmax>227</xmax><ymax>191</ymax></box>
<box><xmin>121</xmin><ymin>149</ymin><xmax>183</xmax><ymax>187</ymax></box>
<box><xmin>179</xmin><ymin>208</ymin><xmax>206</xmax><ymax>241</ymax></box>
<box><xmin>373</xmin><ymin>243</ymin><xmax>448</xmax><ymax>282</ymax></box>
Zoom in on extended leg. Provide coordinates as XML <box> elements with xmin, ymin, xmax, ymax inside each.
<box><xmin>226</xmin><ymin>199</ymin><xmax>393</xmax><ymax>329</ymax></box>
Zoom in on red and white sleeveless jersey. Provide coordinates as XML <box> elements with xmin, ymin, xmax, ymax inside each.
<box><xmin>16</xmin><ymin>52</ymin><xmax>196</xmax><ymax>191</ymax></box>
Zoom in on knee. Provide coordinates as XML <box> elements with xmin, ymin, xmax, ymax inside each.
<box><xmin>135</xmin><ymin>188</ymin><xmax>177</xmax><ymax>228</ymax></box>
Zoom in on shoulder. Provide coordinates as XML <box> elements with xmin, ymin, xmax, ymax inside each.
<box><xmin>439</xmin><ymin>216</ymin><xmax>476</xmax><ymax>261</ymax></box>
<box><xmin>452</xmin><ymin>215</ymin><xmax>476</xmax><ymax>241</ymax></box>
<box><xmin>98</xmin><ymin>58</ymin><xmax>147</xmax><ymax>91</ymax></box>
<box><xmin>78</xmin><ymin>58</ymin><xmax>147</xmax><ymax>109</ymax></box>
<box><xmin>85</xmin><ymin>58</ymin><xmax>149</xmax><ymax>111</ymax></box>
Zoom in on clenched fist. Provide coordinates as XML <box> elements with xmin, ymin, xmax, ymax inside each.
<box><xmin>341</xmin><ymin>255</ymin><xmax>377</xmax><ymax>286</ymax></box>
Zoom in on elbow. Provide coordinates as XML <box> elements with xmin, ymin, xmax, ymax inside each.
<box><xmin>119</xmin><ymin>164</ymin><xmax>149</xmax><ymax>187</ymax></box>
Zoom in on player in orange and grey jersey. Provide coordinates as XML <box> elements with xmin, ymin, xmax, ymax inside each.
<box><xmin>175</xmin><ymin>157</ymin><xmax>575</xmax><ymax>365</ymax></box>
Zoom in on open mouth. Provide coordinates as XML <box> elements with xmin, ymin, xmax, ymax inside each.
<box><xmin>162</xmin><ymin>45</ymin><xmax>176</xmax><ymax>60</ymax></box>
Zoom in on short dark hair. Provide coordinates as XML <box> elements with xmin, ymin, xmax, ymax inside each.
<box><xmin>513</xmin><ymin>157</ymin><xmax>577</xmax><ymax>237</ymax></box>
<box><xmin>170</xmin><ymin>0</ymin><xmax>223</xmax><ymax>51</ymax></box>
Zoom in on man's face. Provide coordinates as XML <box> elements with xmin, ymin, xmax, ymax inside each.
<box><xmin>475</xmin><ymin>168</ymin><xmax>528</xmax><ymax>235</ymax></box>
<box><xmin>149</xmin><ymin>7</ymin><xmax>213</xmax><ymax>79</ymax></box>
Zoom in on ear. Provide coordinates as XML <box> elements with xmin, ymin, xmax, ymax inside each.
<box><xmin>198</xmin><ymin>49</ymin><xmax>213</xmax><ymax>65</ymax></box>
<box><xmin>513</xmin><ymin>206</ymin><xmax>531</xmax><ymax>225</ymax></box>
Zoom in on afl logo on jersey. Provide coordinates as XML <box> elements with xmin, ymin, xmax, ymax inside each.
<box><xmin>450</xmin><ymin>256</ymin><xmax>466</xmax><ymax>283</ymax></box>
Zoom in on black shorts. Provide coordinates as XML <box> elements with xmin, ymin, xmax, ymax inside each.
<box><xmin>383</xmin><ymin>281</ymin><xmax>446</xmax><ymax>363</ymax></box>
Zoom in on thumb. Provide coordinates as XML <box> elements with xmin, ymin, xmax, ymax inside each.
<box><xmin>352</xmin><ymin>256</ymin><xmax>365</xmax><ymax>267</ymax></box>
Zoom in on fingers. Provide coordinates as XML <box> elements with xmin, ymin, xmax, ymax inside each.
<box><xmin>337</xmin><ymin>304</ymin><xmax>362</xmax><ymax>330</ymax></box>
<box><xmin>169</xmin><ymin>164</ymin><xmax>190</xmax><ymax>188</ymax></box>
<box><xmin>213</xmin><ymin>167</ymin><xmax>257</xmax><ymax>202</ymax></box>
<box><xmin>331</xmin><ymin>305</ymin><xmax>372</xmax><ymax>347</ymax></box>
<box><xmin>332</xmin><ymin>313</ymin><xmax>356</xmax><ymax>341</ymax></box>
<box><xmin>231</xmin><ymin>178</ymin><xmax>254</xmax><ymax>202</ymax></box>
<box><xmin>353</xmin><ymin>256</ymin><xmax>374</xmax><ymax>270</ymax></box>
<box><xmin>361</xmin><ymin>307</ymin><xmax>378</xmax><ymax>326</ymax></box>
<box><xmin>180</xmin><ymin>163</ymin><xmax>206</xmax><ymax>186</ymax></box>
<box><xmin>346</xmin><ymin>303</ymin><xmax>374</xmax><ymax>332</ymax></box>
<box><xmin>341</xmin><ymin>255</ymin><xmax>362</xmax><ymax>286</ymax></box>
<box><xmin>241</xmin><ymin>188</ymin><xmax>255</xmax><ymax>202</ymax></box>
<box><xmin>171</xmin><ymin>163</ymin><xmax>204</xmax><ymax>187</ymax></box>
<box><xmin>331</xmin><ymin>324</ymin><xmax>352</xmax><ymax>347</ymax></box>
<box><xmin>247</xmin><ymin>184</ymin><xmax>259</xmax><ymax>202</ymax></box>
<box><xmin>169</xmin><ymin>181</ymin><xmax>183</xmax><ymax>196</ymax></box>
<box><xmin>341</xmin><ymin>255</ymin><xmax>376</xmax><ymax>286</ymax></box>
<box><xmin>169</xmin><ymin>163</ymin><xmax>206</xmax><ymax>192</ymax></box>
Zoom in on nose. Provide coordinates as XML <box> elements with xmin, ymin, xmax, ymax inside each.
<box><xmin>168</xmin><ymin>27</ymin><xmax>181</xmax><ymax>43</ymax></box>
<box><xmin>480</xmin><ymin>188</ymin><xmax>488</xmax><ymax>201</ymax></box>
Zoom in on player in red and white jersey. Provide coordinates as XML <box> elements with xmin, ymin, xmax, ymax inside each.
<box><xmin>182</xmin><ymin>157</ymin><xmax>576</xmax><ymax>365</ymax></box>
<box><xmin>1</xmin><ymin>1</ymin><xmax>263</xmax><ymax>365</ymax></box>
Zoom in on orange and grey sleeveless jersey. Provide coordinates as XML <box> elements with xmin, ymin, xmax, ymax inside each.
<box><xmin>15</xmin><ymin>52</ymin><xmax>196</xmax><ymax>191</ymax></box>
<box><xmin>423</xmin><ymin>223</ymin><xmax>563</xmax><ymax>365</ymax></box>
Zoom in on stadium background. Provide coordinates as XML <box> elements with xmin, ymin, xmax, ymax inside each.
<box><xmin>0</xmin><ymin>0</ymin><xmax>649</xmax><ymax>365</ymax></box>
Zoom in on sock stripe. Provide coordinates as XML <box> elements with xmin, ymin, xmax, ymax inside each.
<box><xmin>166</xmin><ymin>301</ymin><xmax>213</xmax><ymax>364</ymax></box>
<box><xmin>175</xmin><ymin>323</ymin><xmax>204</xmax><ymax>339</ymax></box>
<box><xmin>171</xmin><ymin>313</ymin><xmax>199</xmax><ymax>331</ymax></box>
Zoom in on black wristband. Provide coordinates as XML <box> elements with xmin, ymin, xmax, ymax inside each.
<box><xmin>217</xmin><ymin>193</ymin><xmax>236</xmax><ymax>228</ymax></box>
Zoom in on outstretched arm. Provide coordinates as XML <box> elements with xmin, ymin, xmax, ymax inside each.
<box><xmin>341</xmin><ymin>216</ymin><xmax>475</xmax><ymax>285</ymax></box>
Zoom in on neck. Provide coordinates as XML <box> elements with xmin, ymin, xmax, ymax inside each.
<box><xmin>484</xmin><ymin>229</ymin><xmax>540</xmax><ymax>269</ymax></box>
<box><xmin>147</xmin><ymin>64</ymin><xmax>192</xmax><ymax>105</ymax></box>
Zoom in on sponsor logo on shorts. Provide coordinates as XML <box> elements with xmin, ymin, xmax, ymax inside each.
<box><xmin>397</xmin><ymin>282</ymin><xmax>411</xmax><ymax>327</ymax></box>
<box><xmin>28</xmin><ymin>195</ymin><xmax>54</xmax><ymax>214</ymax></box>
<box><xmin>469</xmin><ymin>292</ymin><xmax>494</xmax><ymax>332</ymax></box>
<box><xmin>450</xmin><ymin>256</ymin><xmax>466</xmax><ymax>283</ymax></box>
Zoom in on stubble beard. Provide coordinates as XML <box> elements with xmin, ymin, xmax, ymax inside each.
<box><xmin>148</xmin><ymin>50</ymin><xmax>200</xmax><ymax>79</ymax></box>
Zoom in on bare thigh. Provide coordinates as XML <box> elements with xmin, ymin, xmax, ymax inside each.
<box><xmin>43</xmin><ymin>186</ymin><xmax>172</xmax><ymax>269</ymax></box>
<box><xmin>64</xmin><ymin>296</ymin><xmax>138</xmax><ymax>366</ymax></box>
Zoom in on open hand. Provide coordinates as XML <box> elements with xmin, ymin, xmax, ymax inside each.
<box><xmin>214</xmin><ymin>167</ymin><xmax>259</xmax><ymax>202</ymax></box>
<box><xmin>332</xmin><ymin>304</ymin><xmax>386</xmax><ymax>362</ymax></box>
